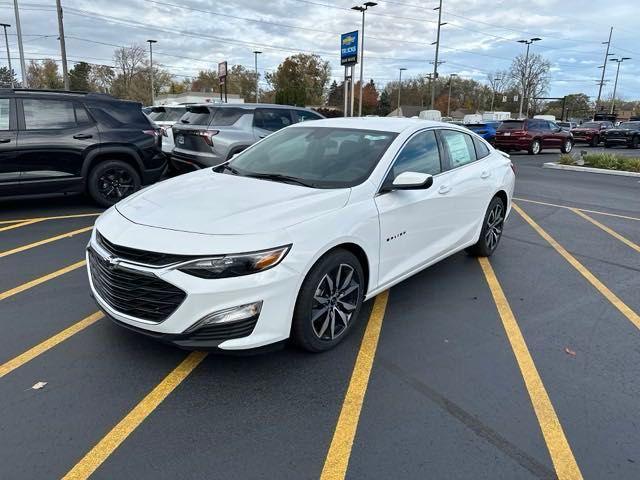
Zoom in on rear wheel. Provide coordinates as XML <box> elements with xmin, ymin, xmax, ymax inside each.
<box><xmin>528</xmin><ymin>139</ymin><xmax>541</xmax><ymax>155</ymax></box>
<box><xmin>628</xmin><ymin>136</ymin><xmax>639</xmax><ymax>149</ymax></box>
<box><xmin>466</xmin><ymin>196</ymin><xmax>505</xmax><ymax>257</ymax></box>
<box><xmin>561</xmin><ymin>138</ymin><xmax>573</xmax><ymax>154</ymax></box>
<box><xmin>292</xmin><ymin>249</ymin><xmax>364</xmax><ymax>352</ymax></box>
<box><xmin>87</xmin><ymin>160</ymin><xmax>141</xmax><ymax>207</ymax></box>
<box><xmin>590</xmin><ymin>135</ymin><xmax>599</xmax><ymax>147</ymax></box>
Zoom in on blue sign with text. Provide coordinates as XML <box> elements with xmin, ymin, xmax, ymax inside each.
<box><xmin>341</xmin><ymin>31</ymin><xmax>359</xmax><ymax>66</ymax></box>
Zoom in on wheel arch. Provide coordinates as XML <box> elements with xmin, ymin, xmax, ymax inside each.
<box><xmin>82</xmin><ymin>147</ymin><xmax>144</xmax><ymax>181</ymax></box>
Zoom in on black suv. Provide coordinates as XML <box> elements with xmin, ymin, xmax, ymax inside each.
<box><xmin>0</xmin><ymin>89</ymin><xmax>166</xmax><ymax>206</ymax></box>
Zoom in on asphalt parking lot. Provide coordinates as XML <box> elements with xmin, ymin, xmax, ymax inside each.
<box><xmin>1</xmin><ymin>150</ymin><xmax>639</xmax><ymax>480</ymax></box>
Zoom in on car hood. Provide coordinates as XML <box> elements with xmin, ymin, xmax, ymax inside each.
<box><xmin>605</xmin><ymin>128</ymin><xmax>631</xmax><ymax>134</ymax></box>
<box><xmin>572</xmin><ymin>128</ymin><xmax>597</xmax><ymax>133</ymax></box>
<box><xmin>115</xmin><ymin>170</ymin><xmax>351</xmax><ymax>235</ymax></box>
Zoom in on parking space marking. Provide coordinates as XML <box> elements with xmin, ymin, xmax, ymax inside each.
<box><xmin>0</xmin><ymin>226</ymin><xmax>92</xmax><ymax>259</ymax></box>
<box><xmin>513</xmin><ymin>204</ymin><xmax>640</xmax><ymax>330</ymax></box>
<box><xmin>514</xmin><ymin>197</ymin><xmax>640</xmax><ymax>222</ymax></box>
<box><xmin>0</xmin><ymin>212</ymin><xmax>100</xmax><ymax>225</ymax></box>
<box><xmin>62</xmin><ymin>351</ymin><xmax>207</xmax><ymax>480</ymax></box>
<box><xmin>0</xmin><ymin>260</ymin><xmax>87</xmax><ymax>301</ymax></box>
<box><xmin>0</xmin><ymin>219</ymin><xmax>43</xmax><ymax>232</ymax></box>
<box><xmin>320</xmin><ymin>291</ymin><xmax>389</xmax><ymax>480</ymax></box>
<box><xmin>478</xmin><ymin>257</ymin><xmax>583</xmax><ymax>480</ymax></box>
<box><xmin>0</xmin><ymin>311</ymin><xmax>103</xmax><ymax>378</ymax></box>
<box><xmin>570</xmin><ymin>208</ymin><xmax>640</xmax><ymax>253</ymax></box>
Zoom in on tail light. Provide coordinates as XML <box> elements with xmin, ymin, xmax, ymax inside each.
<box><xmin>511</xmin><ymin>130</ymin><xmax>526</xmax><ymax>136</ymax></box>
<box><xmin>197</xmin><ymin>130</ymin><xmax>219</xmax><ymax>146</ymax></box>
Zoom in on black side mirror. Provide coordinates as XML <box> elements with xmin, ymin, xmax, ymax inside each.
<box><xmin>381</xmin><ymin>172</ymin><xmax>434</xmax><ymax>193</ymax></box>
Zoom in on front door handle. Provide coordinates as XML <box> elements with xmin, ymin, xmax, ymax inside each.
<box><xmin>0</xmin><ymin>138</ymin><xmax>11</xmax><ymax>143</ymax></box>
<box><xmin>480</xmin><ymin>170</ymin><xmax>491</xmax><ymax>179</ymax></box>
<box><xmin>73</xmin><ymin>133</ymin><xmax>93</xmax><ymax>140</ymax></box>
<box><xmin>438</xmin><ymin>184</ymin><xmax>451</xmax><ymax>195</ymax></box>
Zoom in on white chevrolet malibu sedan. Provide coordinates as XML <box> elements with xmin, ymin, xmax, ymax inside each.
<box><xmin>87</xmin><ymin>117</ymin><xmax>515</xmax><ymax>352</ymax></box>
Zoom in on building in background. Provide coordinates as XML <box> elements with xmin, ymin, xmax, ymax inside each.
<box><xmin>155</xmin><ymin>91</ymin><xmax>244</xmax><ymax>105</ymax></box>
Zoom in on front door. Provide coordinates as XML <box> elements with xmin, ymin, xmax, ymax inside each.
<box><xmin>0</xmin><ymin>98</ymin><xmax>19</xmax><ymax>195</ymax></box>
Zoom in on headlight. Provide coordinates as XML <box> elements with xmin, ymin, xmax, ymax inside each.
<box><xmin>177</xmin><ymin>245</ymin><xmax>291</xmax><ymax>279</ymax></box>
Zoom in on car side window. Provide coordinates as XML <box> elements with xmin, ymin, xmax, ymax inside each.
<box><xmin>294</xmin><ymin>109</ymin><xmax>323</xmax><ymax>123</ymax></box>
<box><xmin>0</xmin><ymin>98</ymin><xmax>10</xmax><ymax>130</ymax></box>
<box><xmin>548</xmin><ymin>121</ymin><xmax>559</xmax><ymax>131</ymax></box>
<box><xmin>23</xmin><ymin>99</ymin><xmax>76</xmax><ymax>130</ymax></box>
<box><xmin>390</xmin><ymin>130</ymin><xmax>441</xmax><ymax>178</ymax></box>
<box><xmin>473</xmin><ymin>137</ymin><xmax>490</xmax><ymax>159</ymax></box>
<box><xmin>253</xmin><ymin>109</ymin><xmax>292</xmax><ymax>132</ymax></box>
<box><xmin>74</xmin><ymin>103</ymin><xmax>93</xmax><ymax>125</ymax></box>
<box><xmin>538</xmin><ymin>121</ymin><xmax>550</xmax><ymax>131</ymax></box>
<box><xmin>440</xmin><ymin>130</ymin><xmax>477</xmax><ymax>169</ymax></box>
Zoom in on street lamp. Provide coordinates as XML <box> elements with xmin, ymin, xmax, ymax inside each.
<box><xmin>609</xmin><ymin>57</ymin><xmax>631</xmax><ymax>115</ymax></box>
<box><xmin>0</xmin><ymin>23</ymin><xmax>13</xmax><ymax>87</ymax></box>
<box><xmin>517</xmin><ymin>37</ymin><xmax>541</xmax><ymax>119</ymax></box>
<box><xmin>397</xmin><ymin>67</ymin><xmax>406</xmax><ymax>115</ymax></box>
<box><xmin>447</xmin><ymin>73</ymin><xmax>457</xmax><ymax>118</ymax></box>
<box><xmin>253</xmin><ymin>50</ymin><xmax>261</xmax><ymax>103</ymax></box>
<box><xmin>146</xmin><ymin>39</ymin><xmax>157</xmax><ymax>106</ymax></box>
<box><xmin>490</xmin><ymin>76</ymin><xmax>502</xmax><ymax>112</ymax></box>
<box><xmin>352</xmin><ymin>2</ymin><xmax>376</xmax><ymax>117</ymax></box>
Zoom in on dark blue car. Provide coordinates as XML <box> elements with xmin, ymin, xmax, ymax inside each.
<box><xmin>465</xmin><ymin>122</ymin><xmax>501</xmax><ymax>144</ymax></box>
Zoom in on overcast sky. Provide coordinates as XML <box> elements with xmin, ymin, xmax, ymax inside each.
<box><xmin>1</xmin><ymin>0</ymin><xmax>638</xmax><ymax>100</ymax></box>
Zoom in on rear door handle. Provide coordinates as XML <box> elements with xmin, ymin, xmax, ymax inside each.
<box><xmin>0</xmin><ymin>138</ymin><xmax>11</xmax><ymax>143</ymax></box>
<box><xmin>73</xmin><ymin>133</ymin><xmax>93</xmax><ymax>139</ymax></box>
<box><xmin>438</xmin><ymin>184</ymin><xmax>451</xmax><ymax>195</ymax></box>
<box><xmin>480</xmin><ymin>170</ymin><xmax>491</xmax><ymax>179</ymax></box>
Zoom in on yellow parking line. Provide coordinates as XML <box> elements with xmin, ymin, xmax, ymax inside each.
<box><xmin>0</xmin><ymin>260</ymin><xmax>87</xmax><ymax>301</ymax></box>
<box><xmin>62</xmin><ymin>351</ymin><xmax>207</xmax><ymax>480</ymax></box>
<box><xmin>570</xmin><ymin>208</ymin><xmax>640</xmax><ymax>253</ymax></box>
<box><xmin>0</xmin><ymin>312</ymin><xmax>103</xmax><ymax>378</ymax></box>
<box><xmin>0</xmin><ymin>212</ymin><xmax>100</xmax><ymax>225</ymax></box>
<box><xmin>0</xmin><ymin>219</ymin><xmax>43</xmax><ymax>232</ymax></box>
<box><xmin>478</xmin><ymin>258</ymin><xmax>583</xmax><ymax>480</ymax></box>
<box><xmin>0</xmin><ymin>226</ymin><xmax>93</xmax><ymax>259</ymax></box>
<box><xmin>514</xmin><ymin>203</ymin><xmax>640</xmax><ymax>330</ymax></box>
<box><xmin>320</xmin><ymin>291</ymin><xmax>389</xmax><ymax>480</ymax></box>
<box><xmin>514</xmin><ymin>197</ymin><xmax>640</xmax><ymax>222</ymax></box>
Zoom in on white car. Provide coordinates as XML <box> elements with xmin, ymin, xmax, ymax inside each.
<box><xmin>86</xmin><ymin>118</ymin><xmax>515</xmax><ymax>352</ymax></box>
<box><xmin>147</xmin><ymin>105</ymin><xmax>188</xmax><ymax>154</ymax></box>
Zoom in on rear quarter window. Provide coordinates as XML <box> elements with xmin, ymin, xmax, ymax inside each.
<box><xmin>180</xmin><ymin>106</ymin><xmax>214</xmax><ymax>125</ymax></box>
<box><xmin>88</xmin><ymin>101</ymin><xmax>151</xmax><ymax>128</ymax></box>
<box><xmin>211</xmin><ymin>107</ymin><xmax>247</xmax><ymax>126</ymax></box>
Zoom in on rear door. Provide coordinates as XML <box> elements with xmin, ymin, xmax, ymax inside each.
<box><xmin>253</xmin><ymin>108</ymin><xmax>294</xmax><ymax>140</ymax></box>
<box><xmin>0</xmin><ymin>97</ymin><xmax>19</xmax><ymax>194</ymax></box>
<box><xmin>17</xmin><ymin>98</ymin><xmax>99</xmax><ymax>190</ymax></box>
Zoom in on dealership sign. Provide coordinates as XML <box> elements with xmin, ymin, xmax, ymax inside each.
<box><xmin>218</xmin><ymin>61</ymin><xmax>228</xmax><ymax>85</ymax></box>
<box><xmin>341</xmin><ymin>31</ymin><xmax>358</xmax><ymax>66</ymax></box>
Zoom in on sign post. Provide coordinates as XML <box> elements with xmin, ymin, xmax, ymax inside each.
<box><xmin>340</xmin><ymin>31</ymin><xmax>358</xmax><ymax>117</ymax></box>
<box><xmin>218</xmin><ymin>61</ymin><xmax>228</xmax><ymax>103</ymax></box>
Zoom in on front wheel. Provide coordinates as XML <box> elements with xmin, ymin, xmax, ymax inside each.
<box><xmin>561</xmin><ymin>139</ymin><xmax>573</xmax><ymax>153</ymax></box>
<box><xmin>292</xmin><ymin>249</ymin><xmax>365</xmax><ymax>352</ymax></box>
<box><xmin>528</xmin><ymin>139</ymin><xmax>541</xmax><ymax>155</ymax></box>
<box><xmin>590</xmin><ymin>135</ymin><xmax>599</xmax><ymax>147</ymax></box>
<box><xmin>87</xmin><ymin>160</ymin><xmax>141</xmax><ymax>207</ymax></box>
<box><xmin>466</xmin><ymin>196</ymin><xmax>506</xmax><ymax>257</ymax></box>
<box><xmin>628</xmin><ymin>136</ymin><xmax>639</xmax><ymax>149</ymax></box>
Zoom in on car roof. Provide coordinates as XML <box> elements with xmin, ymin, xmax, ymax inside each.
<box><xmin>289</xmin><ymin>117</ymin><xmax>448</xmax><ymax>133</ymax></box>
<box><xmin>188</xmin><ymin>103</ymin><xmax>316</xmax><ymax>111</ymax></box>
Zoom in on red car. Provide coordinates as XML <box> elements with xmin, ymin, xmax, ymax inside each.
<box><xmin>494</xmin><ymin>119</ymin><xmax>573</xmax><ymax>155</ymax></box>
<box><xmin>571</xmin><ymin>121</ymin><xmax>613</xmax><ymax>147</ymax></box>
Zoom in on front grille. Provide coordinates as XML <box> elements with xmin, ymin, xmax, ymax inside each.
<box><xmin>89</xmin><ymin>249</ymin><xmax>186</xmax><ymax>322</ymax></box>
<box><xmin>97</xmin><ymin>232</ymin><xmax>196</xmax><ymax>267</ymax></box>
<box><xmin>186</xmin><ymin>316</ymin><xmax>258</xmax><ymax>341</ymax></box>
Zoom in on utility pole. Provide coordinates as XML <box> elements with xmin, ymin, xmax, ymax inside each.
<box><xmin>595</xmin><ymin>27</ymin><xmax>613</xmax><ymax>115</ymax></box>
<box><xmin>0</xmin><ymin>24</ymin><xmax>13</xmax><ymax>87</ymax></box>
<box><xmin>430</xmin><ymin>0</ymin><xmax>446</xmax><ymax>110</ymax></box>
<box><xmin>609</xmin><ymin>57</ymin><xmax>631</xmax><ymax>115</ymax></box>
<box><xmin>55</xmin><ymin>0</ymin><xmax>69</xmax><ymax>90</ymax></box>
<box><xmin>13</xmin><ymin>0</ymin><xmax>27</xmax><ymax>87</ymax></box>
<box><xmin>490</xmin><ymin>76</ymin><xmax>501</xmax><ymax>112</ymax></box>
<box><xmin>446</xmin><ymin>73</ymin><xmax>457</xmax><ymax>117</ymax></box>
<box><xmin>146</xmin><ymin>39</ymin><xmax>157</xmax><ymax>105</ymax></box>
<box><xmin>517</xmin><ymin>37</ymin><xmax>541</xmax><ymax>119</ymax></box>
<box><xmin>397</xmin><ymin>67</ymin><xmax>406</xmax><ymax>115</ymax></box>
<box><xmin>352</xmin><ymin>2</ymin><xmax>376</xmax><ymax>117</ymax></box>
<box><xmin>253</xmin><ymin>51</ymin><xmax>261</xmax><ymax>103</ymax></box>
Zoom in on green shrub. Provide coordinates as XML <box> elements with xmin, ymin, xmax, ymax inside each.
<box><xmin>558</xmin><ymin>154</ymin><xmax>574</xmax><ymax>165</ymax></box>
<box><xmin>581</xmin><ymin>153</ymin><xmax>640</xmax><ymax>173</ymax></box>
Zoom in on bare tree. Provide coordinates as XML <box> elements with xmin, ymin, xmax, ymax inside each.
<box><xmin>112</xmin><ymin>45</ymin><xmax>147</xmax><ymax>99</ymax></box>
<box><xmin>487</xmin><ymin>70</ymin><xmax>511</xmax><ymax>95</ymax></box>
<box><xmin>509</xmin><ymin>53</ymin><xmax>550</xmax><ymax>116</ymax></box>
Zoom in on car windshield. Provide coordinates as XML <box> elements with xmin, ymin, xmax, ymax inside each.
<box><xmin>498</xmin><ymin>121</ymin><xmax>524</xmax><ymax>131</ymax></box>
<box><xmin>619</xmin><ymin>122</ymin><xmax>640</xmax><ymax>129</ymax></box>
<box><xmin>580</xmin><ymin>122</ymin><xmax>601</xmax><ymax>129</ymax></box>
<box><xmin>149</xmin><ymin>107</ymin><xmax>186</xmax><ymax>122</ymax></box>
<box><xmin>223</xmin><ymin>127</ymin><xmax>398</xmax><ymax>188</ymax></box>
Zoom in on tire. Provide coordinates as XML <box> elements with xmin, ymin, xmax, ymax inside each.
<box><xmin>87</xmin><ymin>160</ymin><xmax>141</xmax><ymax>207</ymax></box>
<box><xmin>560</xmin><ymin>138</ymin><xmax>573</xmax><ymax>154</ymax></box>
<box><xmin>590</xmin><ymin>135</ymin><xmax>599</xmax><ymax>147</ymax></box>
<box><xmin>604</xmin><ymin>141</ymin><xmax>612</xmax><ymax>148</ymax></box>
<box><xmin>292</xmin><ymin>249</ymin><xmax>365</xmax><ymax>352</ymax></box>
<box><xmin>528</xmin><ymin>139</ymin><xmax>541</xmax><ymax>155</ymax></box>
<box><xmin>628</xmin><ymin>136</ymin><xmax>639</xmax><ymax>149</ymax></box>
<box><xmin>466</xmin><ymin>196</ymin><xmax>506</xmax><ymax>257</ymax></box>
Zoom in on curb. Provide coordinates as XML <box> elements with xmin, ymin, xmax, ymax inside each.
<box><xmin>542</xmin><ymin>162</ymin><xmax>640</xmax><ymax>178</ymax></box>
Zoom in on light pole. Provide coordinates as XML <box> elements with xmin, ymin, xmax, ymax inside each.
<box><xmin>253</xmin><ymin>50</ymin><xmax>261</xmax><ymax>103</ymax></box>
<box><xmin>352</xmin><ymin>2</ymin><xmax>376</xmax><ymax>117</ymax></box>
<box><xmin>446</xmin><ymin>73</ymin><xmax>457</xmax><ymax>117</ymax></box>
<box><xmin>517</xmin><ymin>37</ymin><xmax>541</xmax><ymax>119</ymax></box>
<box><xmin>490</xmin><ymin>76</ymin><xmax>501</xmax><ymax>112</ymax></box>
<box><xmin>430</xmin><ymin>0</ymin><xmax>447</xmax><ymax>109</ymax></box>
<box><xmin>12</xmin><ymin>0</ymin><xmax>27</xmax><ymax>87</ymax></box>
<box><xmin>595</xmin><ymin>27</ymin><xmax>613</xmax><ymax>114</ymax></box>
<box><xmin>146</xmin><ymin>39</ymin><xmax>157</xmax><ymax>105</ymax></box>
<box><xmin>609</xmin><ymin>57</ymin><xmax>631</xmax><ymax>115</ymax></box>
<box><xmin>397</xmin><ymin>67</ymin><xmax>406</xmax><ymax>115</ymax></box>
<box><xmin>0</xmin><ymin>24</ymin><xmax>13</xmax><ymax>87</ymax></box>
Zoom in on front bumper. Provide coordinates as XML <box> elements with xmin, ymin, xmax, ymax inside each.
<box><xmin>603</xmin><ymin>136</ymin><xmax>631</xmax><ymax>145</ymax></box>
<box><xmin>86</xmin><ymin>231</ymin><xmax>301</xmax><ymax>351</ymax></box>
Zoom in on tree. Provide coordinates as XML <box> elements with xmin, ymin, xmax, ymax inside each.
<box><xmin>111</xmin><ymin>45</ymin><xmax>149</xmax><ymax>102</ymax></box>
<box><xmin>544</xmin><ymin>93</ymin><xmax>592</xmax><ymax>119</ymax></box>
<box><xmin>0</xmin><ymin>67</ymin><xmax>18</xmax><ymax>87</ymax></box>
<box><xmin>226</xmin><ymin>65</ymin><xmax>258</xmax><ymax>100</ymax></box>
<box><xmin>377</xmin><ymin>89</ymin><xmax>391</xmax><ymax>116</ymax></box>
<box><xmin>354</xmin><ymin>79</ymin><xmax>378</xmax><ymax>115</ymax></box>
<box><xmin>266</xmin><ymin>53</ymin><xmax>330</xmax><ymax>106</ymax></box>
<box><xmin>69</xmin><ymin>62</ymin><xmax>92</xmax><ymax>91</ymax></box>
<box><xmin>509</xmin><ymin>52</ymin><xmax>550</xmax><ymax>116</ymax></box>
<box><xmin>191</xmin><ymin>70</ymin><xmax>218</xmax><ymax>92</ymax></box>
<box><xmin>90</xmin><ymin>65</ymin><xmax>115</xmax><ymax>93</ymax></box>
<box><xmin>327</xmin><ymin>80</ymin><xmax>343</xmax><ymax>108</ymax></box>
<box><xmin>27</xmin><ymin>59</ymin><xmax>63</xmax><ymax>89</ymax></box>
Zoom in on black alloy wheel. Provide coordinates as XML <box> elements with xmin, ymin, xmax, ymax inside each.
<box><xmin>88</xmin><ymin>160</ymin><xmax>141</xmax><ymax>207</ymax></box>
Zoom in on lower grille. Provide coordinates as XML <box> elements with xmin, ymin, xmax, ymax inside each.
<box><xmin>186</xmin><ymin>316</ymin><xmax>258</xmax><ymax>341</ymax></box>
<box><xmin>89</xmin><ymin>249</ymin><xmax>186</xmax><ymax>322</ymax></box>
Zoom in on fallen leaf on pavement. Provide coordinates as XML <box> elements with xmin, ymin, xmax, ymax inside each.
<box><xmin>564</xmin><ymin>347</ymin><xmax>576</xmax><ymax>357</ymax></box>
<box><xmin>32</xmin><ymin>381</ymin><xmax>48</xmax><ymax>390</ymax></box>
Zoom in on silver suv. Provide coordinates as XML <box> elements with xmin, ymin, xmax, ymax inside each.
<box><xmin>170</xmin><ymin>104</ymin><xmax>324</xmax><ymax>170</ymax></box>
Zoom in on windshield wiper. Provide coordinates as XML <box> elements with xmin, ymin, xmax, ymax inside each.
<box><xmin>243</xmin><ymin>172</ymin><xmax>315</xmax><ymax>187</ymax></box>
